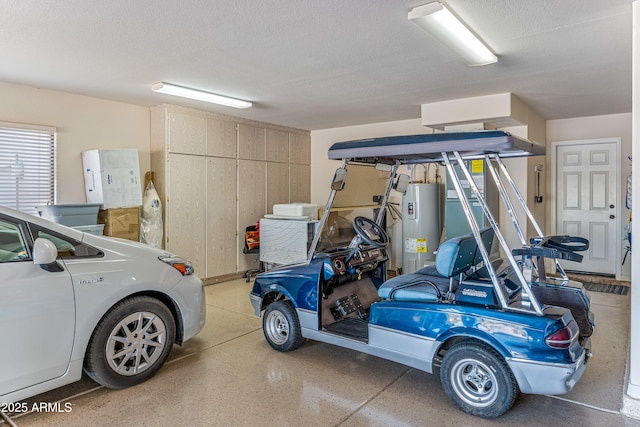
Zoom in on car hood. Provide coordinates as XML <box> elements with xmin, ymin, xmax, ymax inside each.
<box><xmin>81</xmin><ymin>233</ymin><xmax>171</xmax><ymax>258</ymax></box>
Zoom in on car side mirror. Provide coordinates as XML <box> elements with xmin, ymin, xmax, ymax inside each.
<box><xmin>33</xmin><ymin>238</ymin><xmax>58</xmax><ymax>265</ymax></box>
<box><xmin>331</xmin><ymin>167</ymin><xmax>347</xmax><ymax>191</ymax></box>
<box><xmin>394</xmin><ymin>174</ymin><xmax>410</xmax><ymax>194</ymax></box>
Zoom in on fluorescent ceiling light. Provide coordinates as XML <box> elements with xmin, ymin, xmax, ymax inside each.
<box><xmin>152</xmin><ymin>82</ymin><xmax>252</xmax><ymax>109</ymax></box>
<box><xmin>408</xmin><ymin>2</ymin><xmax>497</xmax><ymax>67</ymax></box>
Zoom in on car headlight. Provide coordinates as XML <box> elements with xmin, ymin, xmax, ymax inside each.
<box><xmin>159</xmin><ymin>255</ymin><xmax>195</xmax><ymax>276</ymax></box>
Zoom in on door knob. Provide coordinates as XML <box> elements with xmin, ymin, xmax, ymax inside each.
<box><xmin>610</xmin><ymin>204</ymin><xmax>615</xmax><ymax>209</ymax></box>
<box><xmin>610</xmin><ymin>215</ymin><xmax>615</xmax><ymax>219</ymax></box>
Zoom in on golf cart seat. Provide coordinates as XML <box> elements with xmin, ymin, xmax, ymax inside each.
<box><xmin>378</xmin><ymin>231</ymin><xmax>480</xmax><ymax>302</ymax></box>
<box><xmin>412</xmin><ymin>227</ymin><xmax>495</xmax><ymax>280</ymax></box>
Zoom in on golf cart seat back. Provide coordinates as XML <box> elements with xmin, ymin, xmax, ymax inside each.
<box><xmin>378</xmin><ymin>230</ymin><xmax>488</xmax><ymax>302</ymax></box>
<box><xmin>435</xmin><ymin>232</ymin><xmax>480</xmax><ymax>278</ymax></box>
<box><xmin>466</xmin><ymin>227</ymin><xmax>497</xmax><ymax>279</ymax></box>
<box><xmin>404</xmin><ymin>227</ymin><xmax>496</xmax><ymax>284</ymax></box>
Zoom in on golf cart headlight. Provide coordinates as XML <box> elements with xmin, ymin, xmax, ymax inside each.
<box><xmin>159</xmin><ymin>255</ymin><xmax>194</xmax><ymax>276</ymax></box>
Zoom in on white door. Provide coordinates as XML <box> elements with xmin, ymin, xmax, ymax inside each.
<box><xmin>0</xmin><ymin>218</ymin><xmax>75</xmax><ymax>396</ymax></box>
<box><xmin>554</xmin><ymin>139</ymin><xmax>619</xmax><ymax>275</ymax></box>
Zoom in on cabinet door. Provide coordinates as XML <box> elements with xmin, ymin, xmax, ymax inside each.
<box><xmin>206</xmin><ymin>157</ymin><xmax>238</xmax><ymax>277</ymax></box>
<box><xmin>166</xmin><ymin>153</ymin><xmax>206</xmax><ymax>276</ymax></box>
<box><xmin>267</xmin><ymin>162</ymin><xmax>289</xmax><ymax>212</ymax></box>
<box><xmin>289</xmin><ymin>133</ymin><xmax>310</xmax><ymax>165</ymax></box>
<box><xmin>290</xmin><ymin>164</ymin><xmax>310</xmax><ymax>203</ymax></box>
<box><xmin>168</xmin><ymin>112</ymin><xmax>206</xmax><ymax>155</ymax></box>
<box><xmin>238</xmin><ymin>124</ymin><xmax>265</xmax><ymax>161</ymax></box>
<box><xmin>266</xmin><ymin>128</ymin><xmax>289</xmax><ymax>162</ymax></box>
<box><xmin>238</xmin><ymin>160</ymin><xmax>266</xmax><ymax>272</ymax></box>
<box><xmin>207</xmin><ymin>118</ymin><xmax>236</xmax><ymax>158</ymax></box>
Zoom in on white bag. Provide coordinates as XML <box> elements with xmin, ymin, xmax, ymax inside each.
<box><xmin>140</xmin><ymin>180</ymin><xmax>163</xmax><ymax>248</ymax></box>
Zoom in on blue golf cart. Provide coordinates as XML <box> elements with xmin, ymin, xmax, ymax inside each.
<box><xmin>249</xmin><ymin>131</ymin><xmax>594</xmax><ymax>418</ymax></box>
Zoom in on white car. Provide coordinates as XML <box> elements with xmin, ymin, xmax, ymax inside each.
<box><xmin>0</xmin><ymin>205</ymin><xmax>206</xmax><ymax>405</ymax></box>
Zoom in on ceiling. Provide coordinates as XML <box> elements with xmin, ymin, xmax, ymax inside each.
<box><xmin>0</xmin><ymin>0</ymin><xmax>632</xmax><ymax>131</ymax></box>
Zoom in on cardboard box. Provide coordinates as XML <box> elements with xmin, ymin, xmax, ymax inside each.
<box><xmin>98</xmin><ymin>207</ymin><xmax>140</xmax><ymax>241</ymax></box>
<box><xmin>82</xmin><ymin>149</ymin><xmax>142</xmax><ymax>209</ymax></box>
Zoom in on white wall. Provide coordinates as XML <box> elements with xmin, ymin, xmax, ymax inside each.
<box><xmin>547</xmin><ymin>113</ymin><xmax>631</xmax><ymax>188</ymax></box>
<box><xmin>0</xmin><ymin>81</ymin><xmax>150</xmax><ymax>204</ymax></box>
<box><xmin>547</xmin><ymin>113</ymin><xmax>632</xmax><ymax>280</ymax></box>
<box><xmin>626</xmin><ymin>0</ymin><xmax>640</xmax><ymax>411</ymax></box>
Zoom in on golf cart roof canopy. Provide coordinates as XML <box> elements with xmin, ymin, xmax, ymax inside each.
<box><xmin>327</xmin><ymin>130</ymin><xmax>545</xmax><ymax>164</ymax></box>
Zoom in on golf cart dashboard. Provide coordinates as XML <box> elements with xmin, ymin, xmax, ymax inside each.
<box><xmin>348</xmin><ymin>247</ymin><xmax>388</xmax><ymax>268</ymax></box>
<box><xmin>325</xmin><ymin>246</ymin><xmax>389</xmax><ymax>276</ymax></box>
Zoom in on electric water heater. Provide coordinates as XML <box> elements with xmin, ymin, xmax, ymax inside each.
<box><xmin>402</xmin><ymin>183</ymin><xmax>440</xmax><ymax>274</ymax></box>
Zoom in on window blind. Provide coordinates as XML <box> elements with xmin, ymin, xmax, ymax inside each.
<box><xmin>0</xmin><ymin>122</ymin><xmax>56</xmax><ymax>215</ymax></box>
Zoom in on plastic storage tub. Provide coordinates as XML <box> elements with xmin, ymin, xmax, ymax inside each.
<box><xmin>36</xmin><ymin>204</ymin><xmax>101</xmax><ymax>227</ymax></box>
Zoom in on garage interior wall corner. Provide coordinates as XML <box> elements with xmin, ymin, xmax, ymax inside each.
<box><xmin>625</xmin><ymin>0</ymin><xmax>640</xmax><ymax>408</ymax></box>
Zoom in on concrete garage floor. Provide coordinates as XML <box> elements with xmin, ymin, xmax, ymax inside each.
<box><xmin>3</xmin><ymin>278</ymin><xmax>639</xmax><ymax>426</ymax></box>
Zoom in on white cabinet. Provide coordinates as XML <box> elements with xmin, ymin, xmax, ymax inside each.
<box><xmin>238</xmin><ymin>123</ymin><xmax>265</xmax><ymax>161</ymax></box>
<box><xmin>207</xmin><ymin>118</ymin><xmax>236</xmax><ymax>158</ymax></box>
<box><xmin>151</xmin><ymin>104</ymin><xmax>311</xmax><ymax>281</ymax></box>
<box><xmin>290</xmin><ymin>133</ymin><xmax>310</xmax><ymax>203</ymax></box>
<box><xmin>290</xmin><ymin>163</ymin><xmax>310</xmax><ymax>203</ymax></box>
<box><xmin>266</xmin><ymin>128</ymin><xmax>289</xmax><ymax>162</ymax></box>
<box><xmin>238</xmin><ymin>159</ymin><xmax>266</xmax><ymax>273</ymax></box>
<box><xmin>168</xmin><ymin>112</ymin><xmax>206</xmax><ymax>155</ymax></box>
<box><xmin>166</xmin><ymin>153</ymin><xmax>206</xmax><ymax>275</ymax></box>
<box><xmin>267</xmin><ymin>162</ymin><xmax>289</xmax><ymax>213</ymax></box>
<box><xmin>207</xmin><ymin>157</ymin><xmax>237</xmax><ymax>277</ymax></box>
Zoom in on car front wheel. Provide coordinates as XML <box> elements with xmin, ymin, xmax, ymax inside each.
<box><xmin>84</xmin><ymin>296</ymin><xmax>176</xmax><ymax>389</ymax></box>
<box><xmin>440</xmin><ymin>341</ymin><xmax>519</xmax><ymax>418</ymax></box>
<box><xmin>263</xmin><ymin>300</ymin><xmax>304</xmax><ymax>352</ymax></box>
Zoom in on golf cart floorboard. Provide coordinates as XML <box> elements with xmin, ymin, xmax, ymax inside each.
<box><xmin>323</xmin><ymin>317</ymin><xmax>368</xmax><ymax>342</ymax></box>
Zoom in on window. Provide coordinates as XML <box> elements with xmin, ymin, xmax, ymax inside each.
<box><xmin>0</xmin><ymin>122</ymin><xmax>56</xmax><ymax>215</ymax></box>
<box><xmin>29</xmin><ymin>224</ymin><xmax>103</xmax><ymax>258</ymax></box>
<box><xmin>0</xmin><ymin>219</ymin><xmax>28</xmax><ymax>262</ymax></box>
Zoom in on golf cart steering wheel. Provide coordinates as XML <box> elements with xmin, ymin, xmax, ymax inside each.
<box><xmin>352</xmin><ymin>216</ymin><xmax>389</xmax><ymax>248</ymax></box>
